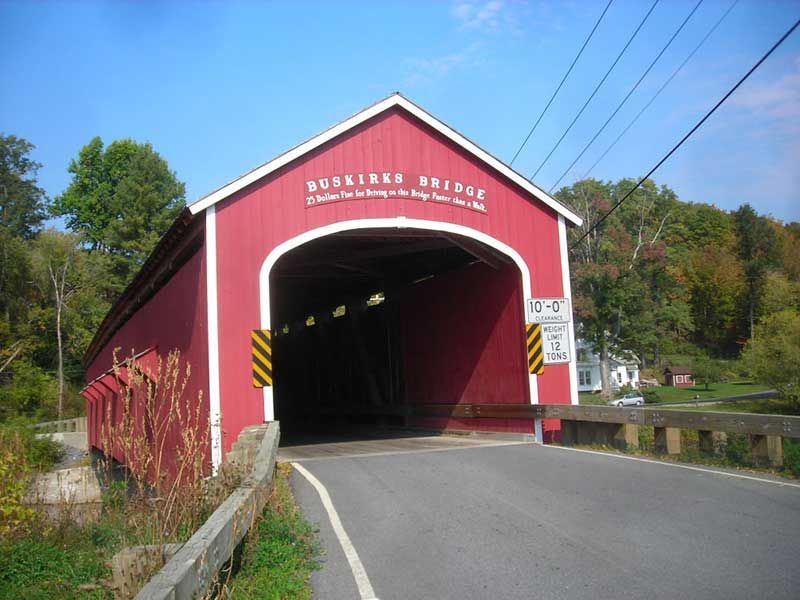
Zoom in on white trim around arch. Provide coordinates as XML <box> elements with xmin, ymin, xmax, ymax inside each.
<box><xmin>256</xmin><ymin>217</ymin><xmax>543</xmax><ymax>441</ymax></box>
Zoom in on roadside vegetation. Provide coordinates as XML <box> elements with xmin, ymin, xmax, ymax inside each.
<box><xmin>579</xmin><ymin>381</ymin><xmax>771</xmax><ymax>406</ymax></box>
<box><xmin>221</xmin><ymin>464</ymin><xmax>319</xmax><ymax>599</ymax></box>
<box><xmin>0</xmin><ymin>354</ymin><xmax>319</xmax><ymax>598</ymax></box>
<box><xmin>0</xmin><ymin>352</ymin><xmax>237</xmax><ymax>597</ymax></box>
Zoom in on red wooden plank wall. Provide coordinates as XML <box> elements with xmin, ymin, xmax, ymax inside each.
<box><xmin>401</xmin><ymin>262</ymin><xmax>533</xmax><ymax>433</ymax></box>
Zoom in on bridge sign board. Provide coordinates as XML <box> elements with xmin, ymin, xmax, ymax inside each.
<box><xmin>526</xmin><ymin>297</ymin><xmax>571</xmax><ymax>324</ymax></box>
<box><xmin>541</xmin><ymin>323</ymin><xmax>571</xmax><ymax>364</ymax></box>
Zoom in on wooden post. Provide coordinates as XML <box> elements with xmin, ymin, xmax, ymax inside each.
<box><xmin>750</xmin><ymin>434</ymin><xmax>783</xmax><ymax>467</ymax></box>
<box><xmin>560</xmin><ymin>421</ymin><xmax>577</xmax><ymax>446</ymax></box>
<box><xmin>576</xmin><ymin>422</ymin><xmax>597</xmax><ymax>446</ymax></box>
<box><xmin>699</xmin><ymin>430</ymin><xmax>721</xmax><ymax>455</ymax></box>
<box><xmin>654</xmin><ymin>427</ymin><xmax>681</xmax><ymax>455</ymax></box>
<box><xmin>612</xmin><ymin>423</ymin><xmax>639</xmax><ymax>451</ymax></box>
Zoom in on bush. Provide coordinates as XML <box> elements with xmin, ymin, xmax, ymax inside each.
<box><xmin>0</xmin><ymin>361</ymin><xmax>56</xmax><ymax>420</ymax></box>
<box><xmin>742</xmin><ymin>310</ymin><xmax>800</xmax><ymax>409</ymax></box>
<box><xmin>724</xmin><ymin>433</ymin><xmax>751</xmax><ymax>464</ymax></box>
<box><xmin>784</xmin><ymin>439</ymin><xmax>800</xmax><ymax>478</ymax></box>
<box><xmin>641</xmin><ymin>389</ymin><xmax>661</xmax><ymax>404</ymax></box>
<box><xmin>0</xmin><ymin>427</ymin><xmax>39</xmax><ymax>538</ymax></box>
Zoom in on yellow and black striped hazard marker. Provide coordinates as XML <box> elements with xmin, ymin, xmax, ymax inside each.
<box><xmin>251</xmin><ymin>329</ymin><xmax>273</xmax><ymax>387</ymax></box>
<box><xmin>526</xmin><ymin>323</ymin><xmax>544</xmax><ymax>375</ymax></box>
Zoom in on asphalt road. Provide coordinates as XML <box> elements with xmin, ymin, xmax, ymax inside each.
<box><xmin>290</xmin><ymin>441</ymin><xmax>800</xmax><ymax>600</ymax></box>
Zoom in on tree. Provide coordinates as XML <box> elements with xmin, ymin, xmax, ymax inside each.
<box><xmin>742</xmin><ymin>309</ymin><xmax>800</xmax><ymax>409</ymax></box>
<box><xmin>31</xmin><ymin>231</ymin><xmax>82</xmax><ymax>419</ymax></box>
<box><xmin>560</xmin><ymin>178</ymin><xmax>680</xmax><ymax>395</ymax></box>
<box><xmin>692</xmin><ymin>356</ymin><xmax>722</xmax><ymax>390</ymax></box>
<box><xmin>0</xmin><ymin>135</ymin><xmax>48</xmax><ymax>239</ymax></box>
<box><xmin>687</xmin><ymin>245</ymin><xmax>745</xmax><ymax>354</ymax></box>
<box><xmin>760</xmin><ymin>272</ymin><xmax>799</xmax><ymax>315</ymax></box>
<box><xmin>733</xmin><ymin>204</ymin><xmax>780</xmax><ymax>339</ymax></box>
<box><xmin>52</xmin><ymin>137</ymin><xmax>186</xmax><ymax>292</ymax></box>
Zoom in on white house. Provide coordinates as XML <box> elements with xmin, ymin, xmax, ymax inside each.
<box><xmin>575</xmin><ymin>340</ymin><xmax>640</xmax><ymax>393</ymax></box>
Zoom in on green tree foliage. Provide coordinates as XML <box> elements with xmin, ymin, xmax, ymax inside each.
<box><xmin>560</xmin><ymin>178</ymin><xmax>686</xmax><ymax>393</ymax></box>
<box><xmin>733</xmin><ymin>204</ymin><xmax>780</xmax><ymax>339</ymax></box>
<box><xmin>1</xmin><ymin>134</ymin><xmax>184</xmax><ymax>422</ymax></box>
<box><xmin>560</xmin><ymin>177</ymin><xmax>799</xmax><ymax>382</ymax></box>
<box><xmin>52</xmin><ymin>137</ymin><xmax>186</xmax><ymax>292</ymax></box>
<box><xmin>742</xmin><ymin>310</ymin><xmax>800</xmax><ymax>408</ymax></box>
<box><xmin>0</xmin><ymin>135</ymin><xmax>47</xmax><ymax>239</ymax></box>
<box><xmin>692</xmin><ymin>356</ymin><xmax>723</xmax><ymax>390</ymax></box>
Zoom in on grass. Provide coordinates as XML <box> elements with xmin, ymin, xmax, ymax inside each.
<box><xmin>579</xmin><ymin>381</ymin><xmax>771</xmax><ymax>406</ymax></box>
<box><xmin>223</xmin><ymin>463</ymin><xmax>319</xmax><ymax>599</ymax></box>
<box><xmin>661</xmin><ymin>397</ymin><xmax>800</xmax><ymax>415</ymax></box>
<box><xmin>0</xmin><ymin>423</ymin><xmax>114</xmax><ymax>599</ymax></box>
<box><xmin>0</xmin><ymin>523</ymin><xmax>115</xmax><ymax>599</ymax></box>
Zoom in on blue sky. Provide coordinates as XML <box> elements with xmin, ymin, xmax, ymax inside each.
<box><xmin>1</xmin><ymin>0</ymin><xmax>798</xmax><ymax>222</ymax></box>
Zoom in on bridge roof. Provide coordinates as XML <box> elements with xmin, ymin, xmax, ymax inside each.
<box><xmin>187</xmin><ymin>93</ymin><xmax>583</xmax><ymax>226</ymax></box>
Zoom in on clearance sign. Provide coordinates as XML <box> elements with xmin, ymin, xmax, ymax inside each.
<box><xmin>526</xmin><ymin>298</ymin><xmax>572</xmax><ymax>365</ymax></box>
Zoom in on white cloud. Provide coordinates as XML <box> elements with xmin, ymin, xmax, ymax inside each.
<box><xmin>729</xmin><ymin>55</ymin><xmax>800</xmax><ymax>122</ymax></box>
<box><xmin>403</xmin><ymin>42</ymin><xmax>484</xmax><ymax>87</ymax></box>
<box><xmin>451</xmin><ymin>1</ymin><xmax>506</xmax><ymax>31</ymax></box>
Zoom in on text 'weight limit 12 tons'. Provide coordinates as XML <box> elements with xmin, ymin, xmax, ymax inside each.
<box><xmin>526</xmin><ymin>298</ymin><xmax>572</xmax><ymax>364</ymax></box>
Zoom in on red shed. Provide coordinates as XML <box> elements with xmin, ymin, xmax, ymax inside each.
<box><xmin>82</xmin><ymin>94</ymin><xmax>583</xmax><ymax>472</ymax></box>
<box><xmin>664</xmin><ymin>366</ymin><xmax>694</xmax><ymax>388</ymax></box>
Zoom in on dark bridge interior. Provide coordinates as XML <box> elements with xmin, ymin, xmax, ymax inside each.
<box><xmin>269</xmin><ymin>227</ymin><xmax>528</xmax><ymax>441</ymax></box>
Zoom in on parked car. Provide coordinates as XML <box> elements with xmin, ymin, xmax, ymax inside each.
<box><xmin>608</xmin><ymin>392</ymin><xmax>644</xmax><ymax>407</ymax></box>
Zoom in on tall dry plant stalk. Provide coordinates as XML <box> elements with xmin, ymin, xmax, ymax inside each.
<box><xmin>99</xmin><ymin>349</ymin><xmax>216</xmax><ymax>547</ymax></box>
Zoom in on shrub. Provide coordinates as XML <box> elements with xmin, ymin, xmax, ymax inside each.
<box><xmin>641</xmin><ymin>389</ymin><xmax>660</xmax><ymax>404</ymax></box>
<box><xmin>0</xmin><ymin>361</ymin><xmax>56</xmax><ymax>420</ymax></box>
<box><xmin>724</xmin><ymin>433</ymin><xmax>751</xmax><ymax>464</ymax></box>
<box><xmin>0</xmin><ymin>427</ymin><xmax>39</xmax><ymax>538</ymax></box>
<box><xmin>784</xmin><ymin>439</ymin><xmax>800</xmax><ymax>478</ymax></box>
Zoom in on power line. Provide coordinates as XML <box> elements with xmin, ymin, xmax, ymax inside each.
<box><xmin>530</xmin><ymin>0</ymin><xmax>660</xmax><ymax>181</ymax></box>
<box><xmin>581</xmin><ymin>0</ymin><xmax>739</xmax><ymax>180</ymax></box>
<box><xmin>570</xmin><ymin>16</ymin><xmax>800</xmax><ymax>250</ymax></box>
<box><xmin>548</xmin><ymin>0</ymin><xmax>704</xmax><ymax>192</ymax></box>
<box><xmin>510</xmin><ymin>0</ymin><xmax>614</xmax><ymax>166</ymax></box>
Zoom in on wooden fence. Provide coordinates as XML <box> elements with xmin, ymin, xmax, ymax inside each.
<box><xmin>415</xmin><ymin>404</ymin><xmax>799</xmax><ymax>467</ymax></box>
<box><xmin>30</xmin><ymin>416</ymin><xmax>87</xmax><ymax>433</ymax></box>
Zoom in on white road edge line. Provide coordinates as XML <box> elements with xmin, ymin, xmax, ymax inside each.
<box><xmin>292</xmin><ymin>462</ymin><xmax>380</xmax><ymax>600</ymax></box>
<box><xmin>544</xmin><ymin>444</ymin><xmax>800</xmax><ymax>489</ymax></box>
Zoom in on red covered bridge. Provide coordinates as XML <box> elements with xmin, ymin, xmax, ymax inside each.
<box><xmin>82</xmin><ymin>94</ymin><xmax>582</xmax><ymax>472</ymax></box>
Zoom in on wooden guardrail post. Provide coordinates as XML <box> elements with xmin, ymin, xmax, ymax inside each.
<box><xmin>560</xmin><ymin>421</ymin><xmax>578</xmax><ymax>446</ymax></box>
<box><xmin>750</xmin><ymin>435</ymin><xmax>783</xmax><ymax>467</ymax></box>
<box><xmin>698</xmin><ymin>430</ymin><xmax>725</xmax><ymax>455</ymax></box>
<box><xmin>613</xmin><ymin>423</ymin><xmax>639</xmax><ymax>451</ymax></box>
<box><xmin>559</xmin><ymin>420</ymin><xmax>638</xmax><ymax>451</ymax></box>
<box><xmin>654</xmin><ymin>427</ymin><xmax>681</xmax><ymax>455</ymax></box>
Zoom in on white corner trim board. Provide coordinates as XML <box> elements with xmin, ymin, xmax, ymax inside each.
<box><xmin>558</xmin><ymin>215</ymin><xmax>579</xmax><ymax>406</ymax></box>
<box><xmin>205</xmin><ymin>205</ymin><xmax>223</xmax><ymax>471</ymax></box>
<box><xmin>187</xmin><ymin>94</ymin><xmax>582</xmax><ymax>227</ymax></box>
<box><xmin>258</xmin><ymin>218</ymin><xmax>543</xmax><ymax>440</ymax></box>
